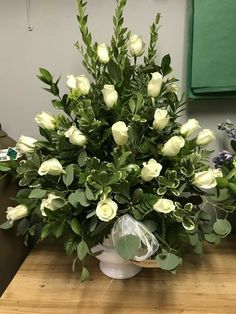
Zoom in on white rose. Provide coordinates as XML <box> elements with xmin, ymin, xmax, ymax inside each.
<box><xmin>6</xmin><ymin>204</ymin><xmax>28</xmax><ymax>221</ymax></box>
<box><xmin>213</xmin><ymin>168</ymin><xmax>223</xmax><ymax>178</ymax></box>
<box><xmin>38</xmin><ymin>158</ymin><xmax>64</xmax><ymax>176</ymax></box>
<box><xmin>180</xmin><ymin>119</ymin><xmax>200</xmax><ymax>137</ymax></box>
<box><xmin>16</xmin><ymin>135</ymin><xmax>37</xmax><ymax>154</ymax></box>
<box><xmin>162</xmin><ymin>136</ymin><xmax>185</xmax><ymax>157</ymax></box>
<box><xmin>40</xmin><ymin>194</ymin><xmax>60</xmax><ymax>217</ymax></box>
<box><xmin>112</xmin><ymin>121</ymin><xmax>129</xmax><ymax>146</ymax></box>
<box><xmin>96</xmin><ymin>198</ymin><xmax>118</xmax><ymax>222</ymax></box>
<box><xmin>196</xmin><ymin>129</ymin><xmax>215</xmax><ymax>146</ymax></box>
<box><xmin>102</xmin><ymin>84</ymin><xmax>118</xmax><ymax>109</ymax></box>
<box><xmin>66</xmin><ymin>74</ymin><xmax>77</xmax><ymax>89</ymax></box>
<box><xmin>35</xmin><ymin>112</ymin><xmax>56</xmax><ymax>130</ymax></box>
<box><xmin>64</xmin><ymin>125</ymin><xmax>87</xmax><ymax>146</ymax></box>
<box><xmin>147</xmin><ymin>72</ymin><xmax>163</xmax><ymax>98</ymax></box>
<box><xmin>193</xmin><ymin>169</ymin><xmax>217</xmax><ymax>189</ymax></box>
<box><xmin>141</xmin><ymin>159</ymin><xmax>162</xmax><ymax>182</ymax></box>
<box><xmin>75</xmin><ymin>75</ymin><xmax>90</xmax><ymax>95</ymax></box>
<box><xmin>153</xmin><ymin>199</ymin><xmax>175</xmax><ymax>214</ymax></box>
<box><xmin>129</xmin><ymin>35</ymin><xmax>145</xmax><ymax>57</ymax></box>
<box><xmin>153</xmin><ymin>108</ymin><xmax>170</xmax><ymax>130</ymax></box>
<box><xmin>97</xmin><ymin>43</ymin><xmax>109</xmax><ymax>64</ymax></box>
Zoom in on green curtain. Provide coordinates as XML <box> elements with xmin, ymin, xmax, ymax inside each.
<box><xmin>190</xmin><ymin>0</ymin><xmax>236</xmax><ymax>96</ymax></box>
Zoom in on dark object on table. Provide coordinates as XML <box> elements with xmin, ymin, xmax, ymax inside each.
<box><xmin>0</xmin><ymin>125</ymin><xmax>30</xmax><ymax>296</ymax></box>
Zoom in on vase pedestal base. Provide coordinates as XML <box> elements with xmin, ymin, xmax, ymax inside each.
<box><xmin>99</xmin><ymin>260</ymin><xmax>142</xmax><ymax>279</ymax></box>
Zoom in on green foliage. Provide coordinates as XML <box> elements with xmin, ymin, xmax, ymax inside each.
<box><xmin>156</xmin><ymin>250</ymin><xmax>182</xmax><ymax>271</ymax></box>
<box><xmin>115</xmin><ymin>234</ymin><xmax>140</xmax><ymax>260</ymax></box>
<box><xmin>0</xmin><ymin>0</ymin><xmax>231</xmax><ymax>281</ymax></box>
<box><xmin>144</xmin><ymin>13</ymin><xmax>161</xmax><ymax>66</ymax></box>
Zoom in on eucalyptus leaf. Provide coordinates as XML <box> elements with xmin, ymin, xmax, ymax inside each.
<box><xmin>213</xmin><ymin>219</ymin><xmax>232</xmax><ymax>236</ymax></box>
<box><xmin>74</xmin><ymin>190</ymin><xmax>90</xmax><ymax>207</ymax></box>
<box><xmin>115</xmin><ymin>234</ymin><xmax>140</xmax><ymax>260</ymax></box>
<box><xmin>193</xmin><ymin>241</ymin><xmax>203</xmax><ymax>255</ymax></box>
<box><xmin>156</xmin><ymin>252</ymin><xmax>182</xmax><ymax>271</ymax></box>
<box><xmin>63</xmin><ymin>164</ymin><xmax>74</xmax><ymax>187</ymax></box>
<box><xmin>189</xmin><ymin>233</ymin><xmax>198</xmax><ymax>246</ymax></box>
<box><xmin>204</xmin><ymin>233</ymin><xmax>220</xmax><ymax>244</ymax></box>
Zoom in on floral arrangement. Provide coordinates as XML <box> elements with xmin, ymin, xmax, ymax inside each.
<box><xmin>213</xmin><ymin>120</ymin><xmax>236</xmax><ymax>213</ymax></box>
<box><xmin>0</xmin><ymin>0</ymin><xmax>231</xmax><ymax>280</ymax></box>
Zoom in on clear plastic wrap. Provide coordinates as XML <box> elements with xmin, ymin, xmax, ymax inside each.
<box><xmin>112</xmin><ymin>214</ymin><xmax>159</xmax><ymax>261</ymax></box>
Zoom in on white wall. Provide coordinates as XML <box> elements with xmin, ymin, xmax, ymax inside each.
<box><xmin>0</xmin><ymin>0</ymin><xmax>235</xmax><ymax>151</ymax></box>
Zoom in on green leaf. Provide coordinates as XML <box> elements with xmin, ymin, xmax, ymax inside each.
<box><xmin>77</xmin><ymin>240</ymin><xmax>89</xmax><ymax>260</ymax></box>
<box><xmin>29</xmin><ymin>189</ymin><xmax>47</xmax><ymax>199</ymax></box>
<box><xmin>156</xmin><ymin>252</ymin><xmax>182</xmax><ymax>271</ymax></box>
<box><xmin>182</xmin><ymin>217</ymin><xmax>195</xmax><ymax>231</ymax></box>
<box><xmin>51</xmin><ymin>198</ymin><xmax>67</xmax><ymax>209</ymax></box>
<box><xmin>204</xmin><ymin>233</ymin><xmax>221</xmax><ymax>244</ymax></box>
<box><xmin>0</xmin><ymin>165</ymin><xmax>11</xmax><ymax>172</ymax></box>
<box><xmin>129</xmin><ymin>98</ymin><xmax>136</xmax><ymax>113</ymax></box>
<box><xmin>74</xmin><ymin>190</ymin><xmax>90</xmax><ymax>207</ymax></box>
<box><xmin>80</xmin><ymin>267</ymin><xmax>89</xmax><ymax>282</ymax></box>
<box><xmin>65</xmin><ymin>238</ymin><xmax>77</xmax><ymax>256</ymax></box>
<box><xmin>39</xmin><ymin>127</ymin><xmax>52</xmax><ymax>142</ymax></box>
<box><xmin>136</xmin><ymin>93</ymin><xmax>143</xmax><ymax>113</ymax></box>
<box><xmin>107</xmin><ymin>171</ymin><xmax>122</xmax><ymax>185</ymax></box>
<box><xmin>132</xmin><ymin>188</ymin><xmax>144</xmax><ymax>203</ymax></box>
<box><xmin>161</xmin><ymin>54</ymin><xmax>172</xmax><ymax>76</ymax></box>
<box><xmin>216</xmin><ymin>177</ymin><xmax>229</xmax><ymax>189</ymax></box>
<box><xmin>115</xmin><ymin>234</ymin><xmax>140</xmax><ymax>260</ymax></box>
<box><xmin>85</xmin><ymin>185</ymin><xmax>94</xmax><ymax>200</ymax></box>
<box><xmin>118</xmin><ymin>152</ymin><xmax>132</xmax><ymax>167</ymax></box>
<box><xmin>228</xmin><ymin>182</ymin><xmax>236</xmax><ymax>195</ymax></box>
<box><xmin>199</xmin><ymin>210</ymin><xmax>211</xmax><ymax>221</ymax></box>
<box><xmin>71</xmin><ymin>218</ymin><xmax>82</xmax><ymax>236</ymax></box>
<box><xmin>213</xmin><ymin>219</ymin><xmax>232</xmax><ymax>236</ymax></box>
<box><xmin>142</xmin><ymin>220</ymin><xmax>158</xmax><ymax>232</ymax></box>
<box><xmin>39</xmin><ymin>67</ymin><xmax>52</xmax><ymax>83</ymax></box>
<box><xmin>41</xmin><ymin>224</ymin><xmax>51</xmax><ymax>240</ymax></box>
<box><xmin>16</xmin><ymin>218</ymin><xmax>30</xmax><ymax>236</ymax></box>
<box><xmin>193</xmin><ymin>241</ymin><xmax>203</xmax><ymax>255</ymax></box>
<box><xmin>189</xmin><ymin>233</ymin><xmax>198</xmax><ymax>246</ymax></box>
<box><xmin>0</xmin><ymin>220</ymin><xmax>13</xmax><ymax>229</ymax></box>
<box><xmin>231</xmin><ymin>140</ymin><xmax>236</xmax><ymax>152</ymax></box>
<box><xmin>107</xmin><ymin>60</ymin><xmax>122</xmax><ymax>84</ymax></box>
<box><xmin>78</xmin><ymin>151</ymin><xmax>87</xmax><ymax>167</ymax></box>
<box><xmin>51</xmin><ymin>99</ymin><xmax>64</xmax><ymax>110</ymax></box>
<box><xmin>53</xmin><ymin>220</ymin><xmax>65</xmax><ymax>238</ymax></box>
<box><xmin>63</xmin><ymin>164</ymin><xmax>74</xmax><ymax>187</ymax></box>
<box><xmin>68</xmin><ymin>193</ymin><xmax>79</xmax><ymax>208</ymax></box>
<box><xmin>114</xmin><ymin>194</ymin><xmax>128</xmax><ymax>204</ymax></box>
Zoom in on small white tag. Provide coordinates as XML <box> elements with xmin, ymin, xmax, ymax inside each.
<box><xmin>0</xmin><ymin>147</ymin><xmax>21</xmax><ymax>161</ymax></box>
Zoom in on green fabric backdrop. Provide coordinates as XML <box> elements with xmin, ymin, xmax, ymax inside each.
<box><xmin>190</xmin><ymin>0</ymin><xmax>236</xmax><ymax>96</ymax></box>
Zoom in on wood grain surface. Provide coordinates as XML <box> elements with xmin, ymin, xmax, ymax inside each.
<box><xmin>0</xmin><ymin>237</ymin><xmax>236</xmax><ymax>314</ymax></box>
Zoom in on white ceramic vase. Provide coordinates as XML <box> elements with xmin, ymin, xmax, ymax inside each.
<box><xmin>92</xmin><ymin>237</ymin><xmax>142</xmax><ymax>279</ymax></box>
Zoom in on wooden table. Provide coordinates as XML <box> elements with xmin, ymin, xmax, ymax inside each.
<box><xmin>1</xmin><ymin>237</ymin><xmax>236</xmax><ymax>314</ymax></box>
